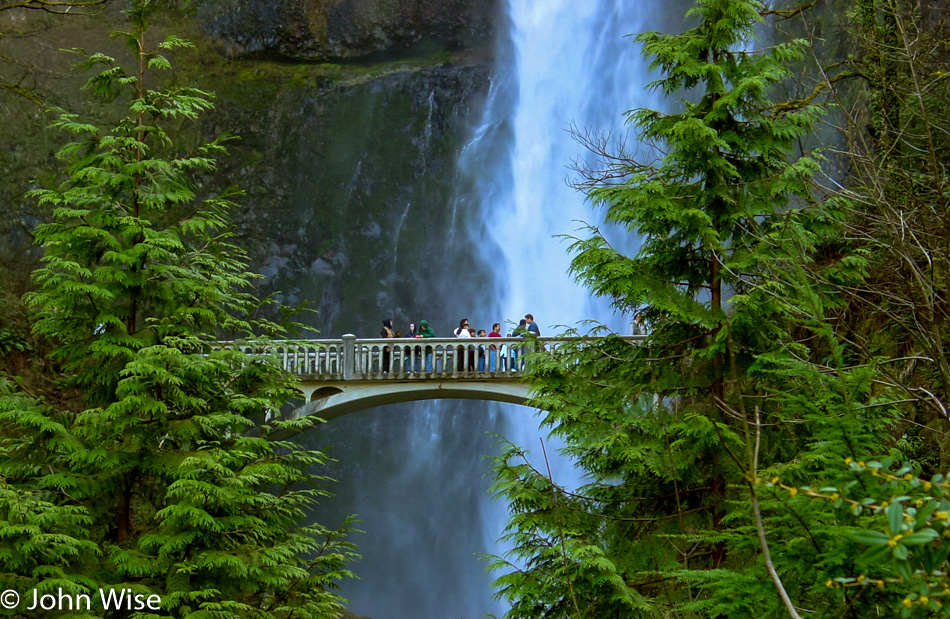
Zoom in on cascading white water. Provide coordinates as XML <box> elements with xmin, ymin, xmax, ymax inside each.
<box><xmin>484</xmin><ymin>0</ymin><xmax>668</xmax><ymax>329</ymax></box>
<box><xmin>307</xmin><ymin>3</ymin><xmax>691</xmax><ymax>617</ymax></box>
<box><xmin>464</xmin><ymin>0</ymin><xmax>696</xmax><ymax>610</ymax></box>
<box><xmin>469</xmin><ymin>0</ymin><xmax>685</xmax><ymax>509</ymax></box>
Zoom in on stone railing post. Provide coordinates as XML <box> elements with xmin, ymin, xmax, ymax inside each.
<box><xmin>342</xmin><ymin>334</ymin><xmax>357</xmax><ymax>380</ymax></box>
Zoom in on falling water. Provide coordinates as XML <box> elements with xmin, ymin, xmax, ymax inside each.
<box><xmin>482</xmin><ymin>0</ymin><xmax>674</xmax><ymax>327</ymax></box>
<box><xmin>472</xmin><ymin>0</ymin><xmax>688</xmax><ymax>449</ymax></box>
<box><xmin>304</xmin><ymin>2</ymin><xmax>693</xmax><ymax>617</ymax></box>
<box><xmin>466</xmin><ymin>0</ymin><xmax>693</xmax><ymax>605</ymax></box>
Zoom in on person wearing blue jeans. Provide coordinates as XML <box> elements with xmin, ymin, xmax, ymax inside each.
<box><xmin>418</xmin><ymin>319</ymin><xmax>435</xmax><ymax>372</ymax></box>
<box><xmin>521</xmin><ymin>314</ymin><xmax>541</xmax><ymax>371</ymax></box>
<box><xmin>487</xmin><ymin>322</ymin><xmax>502</xmax><ymax>371</ymax></box>
<box><xmin>511</xmin><ymin>318</ymin><xmax>526</xmax><ymax>370</ymax></box>
<box><xmin>477</xmin><ymin>329</ymin><xmax>487</xmax><ymax>371</ymax></box>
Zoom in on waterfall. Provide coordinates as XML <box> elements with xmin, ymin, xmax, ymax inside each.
<box><xmin>303</xmin><ymin>2</ymin><xmax>692</xmax><ymax>617</ymax></box>
<box><xmin>471</xmin><ymin>0</ymin><xmax>689</xmax><ymax>500</ymax></box>
<box><xmin>482</xmin><ymin>0</ymin><xmax>670</xmax><ymax>328</ymax></box>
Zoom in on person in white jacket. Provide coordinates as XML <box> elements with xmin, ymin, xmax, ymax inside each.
<box><xmin>454</xmin><ymin>318</ymin><xmax>472</xmax><ymax>372</ymax></box>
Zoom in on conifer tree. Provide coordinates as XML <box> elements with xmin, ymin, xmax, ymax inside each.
<box><xmin>0</xmin><ymin>3</ymin><xmax>356</xmax><ymax>616</ymax></box>
<box><xmin>489</xmin><ymin>1</ymin><xmax>905</xmax><ymax>616</ymax></box>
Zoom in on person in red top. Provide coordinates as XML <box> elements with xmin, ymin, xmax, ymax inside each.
<box><xmin>488</xmin><ymin>322</ymin><xmax>503</xmax><ymax>371</ymax></box>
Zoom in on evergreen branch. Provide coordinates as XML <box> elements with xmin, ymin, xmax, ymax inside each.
<box><xmin>709</xmin><ymin>396</ymin><xmax>748</xmax><ymax>474</ymax></box>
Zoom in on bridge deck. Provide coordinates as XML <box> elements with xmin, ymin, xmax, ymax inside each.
<box><xmin>253</xmin><ymin>335</ymin><xmax>644</xmax><ymax>431</ymax></box>
<box><xmin>272</xmin><ymin>335</ymin><xmax>641</xmax><ymax>381</ymax></box>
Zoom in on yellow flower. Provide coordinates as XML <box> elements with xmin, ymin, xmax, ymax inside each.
<box><xmin>788</xmin><ymin>487</ymin><xmax>798</xmax><ymax>498</ymax></box>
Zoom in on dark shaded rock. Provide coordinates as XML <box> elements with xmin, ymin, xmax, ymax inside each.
<box><xmin>192</xmin><ymin>0</ymin><xmax>498</xmax><ymax>61</ymax></box>
<box><xmin>0</xmin><ymin>5</ymin><xmax>495</xmax><ymax>338</ymax></box>
<box><xmin>188</xmin><ymin>53</ymin><xmax>493</xmax><ymax>337</ymax></box>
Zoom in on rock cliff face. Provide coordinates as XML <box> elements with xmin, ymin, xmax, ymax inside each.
<box><xmin>1</xmin><ymin>4</ymin><xmax>504</xmax><ymax>618</ymax></box>
<box><xmin>0</xmin><ymin>1</ymin><xmax>498</xmax><ymax>337</ymax></box>
<box><xmin>191</xmin><ymin>0</ymin><xmax>496</xmax><ymax>61</ymax></box>
<box><xmin>0</xmin><ymin>3</ymin><xmax>506</xmax><ymax>617</ymax></box>
<box><xmin>186</xmin><ymin>51</ymin><xmax>494</xmax><ymax>335</ymax></box>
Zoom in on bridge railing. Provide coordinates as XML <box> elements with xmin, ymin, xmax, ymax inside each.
<box><xmin>270</xmin><ymin>334</ymin><xmax>644</xmax><ymax>381</ymax></box>
<box><xmin>278</xmin><ymin>340</ymin><xmax>346</xmax><ymax>378</ymax></box>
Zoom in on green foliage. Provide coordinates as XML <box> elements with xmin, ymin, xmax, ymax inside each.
<box><xmin>837</xmin><ymin>0</ymin><xmax>950</xmax><ymax>427</ymax></box>
<box><xmin>0</xmin><ymin>292</ymin><xmax>31</xmax><ymax>358</ymax></box>
<box><xmin>0</xmin><ymin>3</ymin><xmax>356</xmax><ymax>617</ymax></box>
<box><xmin>575</xmin><ymin>0</ymin><xmax>822</xmax><ymax>325</ymax></box>
<box><xmin>781</xmin><ymin>459</ymin><xmax>950</xmax><ymax>616</ymax></box>
<box><xmin>488</xmin><ymin>0</ymin><xmax>948</xmax><ymax>617</ymax></box>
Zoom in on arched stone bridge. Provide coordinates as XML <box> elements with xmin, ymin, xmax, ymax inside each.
<box><xmin>271</xmin><ymin>334</ymin><xmax>643</xmax><ymax>425</ymax></box>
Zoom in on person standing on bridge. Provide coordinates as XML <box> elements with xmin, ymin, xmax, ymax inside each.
<box><xmin>454</xmin><ymin>318</ymin><xmax>473</xmax><ymax>372</ymax></box>
<box><xmin>405</xmin><ymin>322</ymin><xmax>419</xmax><ymax>372</ymax></box>
<box><xmin>477</xmin><ymin>329</ymin><xmax>488</xmax><ymax>371</ymax></box>
<box><xmin>418</xmin><ymin>319</ymin><xmax>435</xmax><ymax>372</ymax></box>
<box><xmin>525</xmin><ymin>313</ymin><xmax>541</xmax><ymax>337</ymax></box>
<box><xmin>630</xmin><ymin>311</ymin><xmax>648</xmax><ymax>337</ymax></box>
<box><xmin>523</xmin><ymin>314</ymin><xmax>542</xmax><ymax>372</ymax></box>
<box><xmin>511</xmin><ymin>318</ymin><xmax>527</xmax><ymax>371</ymax></box>
<box><xmin>380</xmin><ymin>318</ymin><xmax>395</xmax><ymax>373</ymax></box>
<box><xmin>488</xmin><ymin>322</ymin><xmax>502</xmax><ymax>371</ymax></box>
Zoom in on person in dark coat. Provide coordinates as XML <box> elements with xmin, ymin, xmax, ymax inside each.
<box><xmin>380</xmin><ymin>319</ymin><xmax>395</xmax><ymax>372</ymax></box>
<box><xmin>524</xmin><ymin>313</ymin><xmax>541</xmax><ymax>336</ymax></box>
<box><xmin>418</xmin><ymin>319</ymin><xmax>435</xmax><ymax>372</ymax></box>
<box><xmin>512</xmin><ymin>318</ymin><xmax>527</xmax><ymax>370</ymax></box>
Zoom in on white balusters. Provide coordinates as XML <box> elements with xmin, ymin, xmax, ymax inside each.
<box><xmin>275</xmin><ymin>335</ymin><xmax>645</xmax><ymax>380</ymax></box>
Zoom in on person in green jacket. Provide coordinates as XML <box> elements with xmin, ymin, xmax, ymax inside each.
<box><xmin>418</xmin><ymin>319</ymin><xmax>435</xmax><ymax>371</ymax></box>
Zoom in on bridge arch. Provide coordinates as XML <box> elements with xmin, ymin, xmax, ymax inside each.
<box><xmin>259</xmin><ymin>334</ymin><xmax>643</xmax><ymax>436</ymax></box>
<box><xmin>291</xmin><ymin>380</ymin><xmax>533</xmax><ymax>425</ymax></box>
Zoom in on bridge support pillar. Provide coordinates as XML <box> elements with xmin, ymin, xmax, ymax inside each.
<box><xmin>342</xmin><ymin>333</ymin><xmax>356</xmax><ymax>380</ymax></box>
